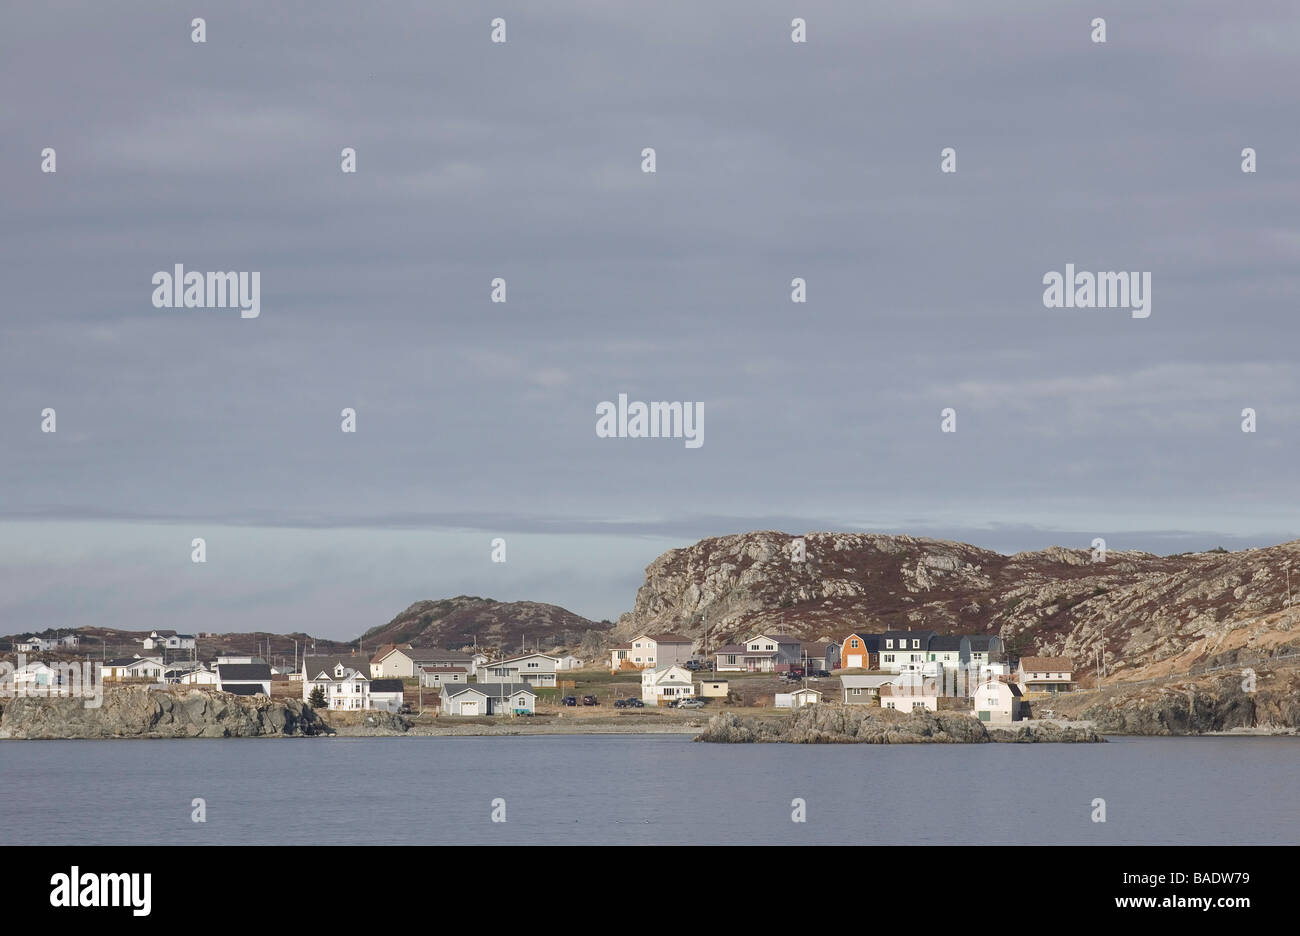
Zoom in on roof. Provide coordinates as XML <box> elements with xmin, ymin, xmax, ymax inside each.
<box><xmin>965</xmin><ymin>635</ymin><xmax>1000</xmax><ymax>651</ymax></box>
<box><xmin>402</xmin><ymin>647</ymin><xmax>473</xmax><ymax>663</ymax></box>
<box><xmin>713</xmin><ymin>644</ymin><xmax>746</xmax><ymax>654</ymax></box>
<box><xmin>747</xmin><ymin>633</ymin><xmax>800</xmax><ymax>643</ymax></box>
<box><xmin>369</xmin><ymin>678</ymin><xmax>405</xmax><ymax>693</ymax></box>
<box><xmin>494</xmin><ymin>652</ymin><xmax>559</xmax><ymax>665</ymax></box>
<box><xmin>216</xmin><ymin>664</ymin><xmax>272</xmax><ymax>681</ymax></box>
<box><xmin>1019</xmin><ymin>657</ymin><xmax>1073</xmax><ymax>672</ymax></box>
<box><xmin>881</xmin><ymin>630</ymin><xmax>936</xmax><ymax>643</ymax></box>
<box><xmin>419</xmin><ymin>665</ymin><xmax>466</xmax><ymax>674</ymax></box>
<box><xmin>442</xmin><ymin>682</ymin><xmax>535</xmax><ymax>699</ymax></box>
<box><xmin>641</xmin><ymin>633</ymin><xmax>693</xmax><ymax>645</ymax></box>
<box><xmin>303</xmin><ymin>654</ymin><xmax>372</xmax><ymax>681</ymax></box>
<box><xmin>839</xmin><ymin>633</ymin><xmax>881</xmax><ymax>651</ymax></box>
<box><xmin>927</xmin><ymin>635</ymin><xmax>964</xmax><ymax>652</ymax></box>
<box><xmin>840</xmin><ymin>674</ymin><xmax>900</xmax><ymax>689</ymax></box>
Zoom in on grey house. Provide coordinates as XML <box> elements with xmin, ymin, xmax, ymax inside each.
<box><xmin>440</xmin><ymin>682</ymin><xmax>536</xmax><ymax>716</ymax></box>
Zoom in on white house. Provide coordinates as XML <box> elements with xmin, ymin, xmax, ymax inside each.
<box><xmin>973</xmin><ymin>678</ymin><xmax>1022</xmax><ymax>723</ymax></box>
<box><xmin>368</xmin><ymin>678</ymin><xmax>405</xmax><ymax>713</ymax></box>
<box><xmin>714</xmin><ymin>633</ymin><xmax>802</xmax><ymax>673</ymax></box>
<box><xmin>1017</xmin><ymin>657</ymin><xmax>1074</xmax><ymax>693</ymax></box>
<box><xmin>611</xmin><ymin>633</ymin><xmax>694</xmax><ymax>672</ymax></box>
<box><xmin>880</xmin><ymin>678</ymin><xmax>939</xmax><ymax>712</ymax></box>
<box><xmin>11</xmin><ymin>662</ymin><xmax>58</xmax><ymax>693</ymax></box>
<box><xmin>552</xmin><ymin>654</ymin><xmax>583</xmax><ymax>671</ymax></box>
<box><xmin>790</xmin><ymin>687</ymin><xmax>823</xmax><ymax>708</ymax></box>
<box><xmin>142</xmin><ymin>630</ymin><xmax>196</xmax><ymax>651</ymax></box>
<box><xmin>215</xmin><ymin>663</ymin><xmax>272</xmax><ymax>696</ymax></box>
<box><xmin>302</xmin><ymin>654</ymin><xmax>374</xmax><ymax>710</ymax></box>
<box><xmin>479</xmin><ymin>652</ymin><xmax>559</xmax><ymax>688</ymax></box>
<box><xmin>440</xmin><ymin>682</ymin><xmax>536</xmax><ymax>716</ymax></box>
<box><xmin>14</xmin><ymin>636</ymin><xmax>55</xmax><ymax>653</ymax></box>
<box><xmin>878</xmin><ymin>630</ymin><xmax>935</xmax><ymax>674</ymax></box>
<box><xmin>58</xmin><ymin>634</ymin><xmax>80</xmax><ymax>649</ymax></box>
<box><xmin>102</xmin><ymin>656</ymin><xmax>166</xmax><ymax>681</ymax></box>
<box><xmin>180</xmin><ymin>668</ymin><xmax>219</xmax><ymax>686</ymax></box>
<box><xmin>641</xmin><ymin>664</ymin><xmax>697</xmax><ymax>705</ymax></box>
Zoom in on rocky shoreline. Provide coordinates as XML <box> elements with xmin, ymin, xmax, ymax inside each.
<box><xmin>694</xmin><ymin>707</ymin><xmax>1105</xmax><ymax>744</ymax></box>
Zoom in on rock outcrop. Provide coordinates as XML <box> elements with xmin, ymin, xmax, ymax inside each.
<box><xmin>0</xmin><ymin>686</ymin><xmax>331</xmax><ymax>739</ymax></box>
<box><xmin>693</xmin><ymin>706</ymin><xmax>1103</xmax><ymax>744</ymax></box>
<box><xmin>1065</xmin><ymin>668</ymin><xmax>1300</xmax><ymax>735</ymax></box>
<box><xmin>617</xmin><ymin>531</ymin><xmax>1300</xmax><ymax>681</ymax></box>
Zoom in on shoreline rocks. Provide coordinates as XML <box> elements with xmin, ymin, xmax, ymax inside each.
<box><xmin>0</xmin><ymin>686</ymin><xmax>331</xmax><ymax>739</ymax></box>
<box><xmin>693</xmin><ymin>706</ymin><xmax>1104</xmax><ymax>744</ymax></box>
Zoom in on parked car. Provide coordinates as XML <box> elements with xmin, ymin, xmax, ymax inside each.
<box><xmin>560</xmin><ymin>695</ymin><xmax>577</xmax><ymax>706</ymax></box>
<box><xmin>677</xmin><ymin>698</ymin><xmax>705</xmax><ymax>709</ymax></box>
<box><xmin>613</xmin><ymin>698</ymin><xmax>628</xmax><ymax>709</ymax></box>
<box><xmin>811</xmin><ymin>669</ymin><xmax>830</xmax><ymax>678</ymax></box>
<box><xmin>684</xmin><ymin>660</ymin><xmax>703</xmax><ymax>671</ymax></box>
<box><xmin>582</xmin><ymin>695</ymin><xmax>599</xmax><ymax>706</ymax></box>
<box><xmin>625</xmin><ymin>698</ymin><xmax>644</xmax><ymax>708</ymax></box>
<box><xmin>513</xmin><ymin>708</ymin><xmax>534</xmax><ymax>717</ymax></box>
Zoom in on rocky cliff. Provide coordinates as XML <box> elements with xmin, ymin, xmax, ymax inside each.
<box><xmin>0</xmin><ymin>686</ymin><xmax>331</xmax><ymax>739</ymax></box>
<box><xmin>618</xmin><ymin>531</ymin><xmax>1300</xmax><ymax>681</ymax></box>
<box><xmin>694</xmin><ymin>707</ymin><xmax>1102</xmax><ymax>744</ymax></box>
<box><xmin>1049</xmin><ymin>666</ymin><xmax>1300</xmax><ymax>735</ymax></box>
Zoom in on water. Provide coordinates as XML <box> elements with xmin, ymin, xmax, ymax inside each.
<box><xmin>0</xmin><ymin>734</ymin><xmax>1295</xmax><ymax>845</ymax></box>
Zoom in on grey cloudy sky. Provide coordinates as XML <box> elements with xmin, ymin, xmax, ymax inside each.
<box><xmin>2</xmin><ymin>1</ymin><xmax>1298</xmax><ymax>636</ymax></box>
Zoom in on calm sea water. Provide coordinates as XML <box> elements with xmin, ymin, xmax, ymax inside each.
<box><xmin>0</xmin><ymin>734</ymin><xmax>1295</xmax><ymax>845</ymax></box>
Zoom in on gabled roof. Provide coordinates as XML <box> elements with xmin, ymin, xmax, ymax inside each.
<box><xmin>401</xmin><ymin>647</ymin><xmax>473</xmax><ymax>663</ymax></box>
<box><xmin>442</xmin><ymin>682</ymin><xmax>534</xmax><ymax>700</ymax></box>
<box><xmin>494</xmin><ymin>652</ymin><xmax>559</xmax><ymax>665</ymax></box>
<box><xmin>840</xmin><ymin>674</ymin><xmax>900</xmax><ymax>689</ymax></box>
<box><xmin>369</xmin><ymin>678</ymin><xmax>405</xmax><ymax>693</ymax></box>
<box><xmin>839</xmin><ymin>633</ymin><xmax>881</xmax><ymax>651</ymax></box>
<box><xmin>638</xmin><ymin>633</ymin><xmax>693</xmax><ymax>645</ymax></box>
<box><xmin>746</xmin><ymin>633</ymin><xmax>800</xmax><ymax>644</ymax></box>
<box><xmin>713</xmin><ymin>644</ymin><xmax>746</xmax><ymax>654</ymax></box>
<box><xmin>1019</xmin><ymin>656</ymin><xmax>1072</xmax><ymax>672</ymax></box>
<box><xmin>303</xmin><ymin>654</ymin><xmax>372</xmax><ymax>681</ymax></box>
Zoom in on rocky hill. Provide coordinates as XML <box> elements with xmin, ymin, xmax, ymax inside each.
<box><xmin>360</xmin><ymin>595</ymin><xmax>608</xmax><ymax>655</ymax></box>
<box><xmin>695</xmin><ymin>707</ymin><xmax>1103</xmax><ymax>744</ymax></box>
<box><xmin>617</xmin><ymin>531</ymin><xmax>1300</xmax><ymax>682</ymax></box>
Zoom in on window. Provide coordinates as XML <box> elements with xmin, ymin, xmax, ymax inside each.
<box><xmin>912</xmin><ymin>639</ymin><xmax>920</xmax><ymax>649</ymax></box>
<box><xmin>851</xmin><ymin>639</ymin><xmax>859</xmax><ymax>648</ymax></box>
<box><xmin>885</xmin><ymin>639</ymin><xmax>894</xmax><ymax>649</ymax></box>
<box><xmin>852</xmin><ymin>688</ymin><xmax>861</xmax><ymax>696</ymax></box>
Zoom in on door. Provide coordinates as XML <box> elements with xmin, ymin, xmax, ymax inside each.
<box><xmin>847</xmin><ymin>654</ymin><xmax>863</xmax><ymax>669</ymax></box>
<box><xmin>462</xmin><ymin>700</ymin><xmax>480</xmax><ymax>715</ymax></box>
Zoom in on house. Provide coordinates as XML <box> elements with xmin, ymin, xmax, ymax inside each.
<box><xmin>180</xmin><ymin>668</ymin><xmax>219</xmax><ymax>686</ymax></box>
<box><xmin>973</xmin><ymin>678</ymin><xmax>1022</xmax><ymax>723</ymax></box>
<box><xmin>698</xmin><ymin>678</ymin><xmax>729</xmax><ymax>699</ymax></box>
<box><xmin>880</xmin><ymin>677</ymin><xmax>939</xmax><ymax>712</ymax></box>
<box><xmin>714</xmin><ymin>633</ymin><xmax>802</xmax><ymax>673</ymax></box>
<box><xmin>478</xmin><ymin>652</ymin><xmax>559</xmax><ymax>688</ymax></box>
<box><xmin>641</xmin><ymin>664</ymin><xmax>697</xmax><ymax>705</ymax></box>
<box><xmin>838</xmin><ymin>633</ymin><xmax>879</xmax><ymax>670</ymax></box>
<box><xmin>552</xmin><ymin>654</ymin><xmax>583</xmax><ymax>671</ymax></box>
<box><xmin>58</xmin><ymin>634</ymin><xmax>80</xmax><ymax>649</ymax></box>
<box><xmin>215</xmin><ymin>663</ymin><xmax>272</xmax><ymax>696</ymax></box>
<box><xmin>418</xmin><ymin>665</ymin><xmax>467</xmax><ymax>687</ymax></box>
<box><xmin>839</xmin><ymin>674</ymin><xmax>900</xmax><ymax>704</ymax></box>
<box><xmin>800</xmin><ymin>642</ymin><xmax>839</xmax><ymax>672</ymax></box>
<box><xmin>368</xmin><ymin>678</ymin><xmax>405</xmax><ymax>713</ymax></box>
<box><xmin>790</xmin><ymin>687</ymin><xmax>822</xmax><ymax>708</ymax></box>
<box><xmin>301</xmin><ymin>654</ymin><xmax>375</xmax><ymax>709</ymax></box>
<box><xmin>11</xmin><ymin>662</ymin><xmax>58</xmax><ymax>692</ymax></box>
<box><xmin>610</xmin><ymin>633</ymin><xmax>695</xmax><ymax>671</ymax></box>
<box><xmin>371</xmin><ymin>646</ymin><xmax>472</xmax><ymax>679</ymax></box>
<box><xmin>878</xmin><ymin>630</ymin><xmax>935</xmax><ymax>674</ymax></box>
<box><xmin>14</xmin><ymin>636</ymin><xmax>54</xmax><ymax>653</ymax></box>
<box><xmin>440</xmin><ymin>682</ymin><xmax>536</xmax><ymax>716</ymax></box>
<box><xmin>142</xmin><ymin>630</ymin><xmax>196</xmax><ymax>651</ymax></box>
<box><xmin>215</xmin><ymin>655</ymin><xmax>265</xmax><ymax>666</ymax></box>
<box><xmin>1017</xmin><ymin>657</ymin><xmax>1074</xmax><ymax>693</ymax></box>
<box><xmin>102</xmin><ymin>656</ymin><xmax>166</xmax><ymax>681</ymax></box>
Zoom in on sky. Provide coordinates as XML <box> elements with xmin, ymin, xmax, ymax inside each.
<box><xmin>2</xmin><ymin>1</ymin><xmax>1298</xmax><ymax>637</ymax></box>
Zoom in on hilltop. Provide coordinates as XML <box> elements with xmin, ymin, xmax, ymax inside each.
<box><xmin>359</xmin><ymin>596</ymin><xmax>608</xmax><ymax>655</ymax></box>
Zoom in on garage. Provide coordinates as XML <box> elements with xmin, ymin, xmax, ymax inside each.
<box><xmin>846</xmin><ymin>654</ymin><xmax>863</xmax><ymax>669</ymax></box>
<box><xmin>461</xmin><ymin>700</ymin><xmax>480</xmax><ymax>716</ymax></box>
